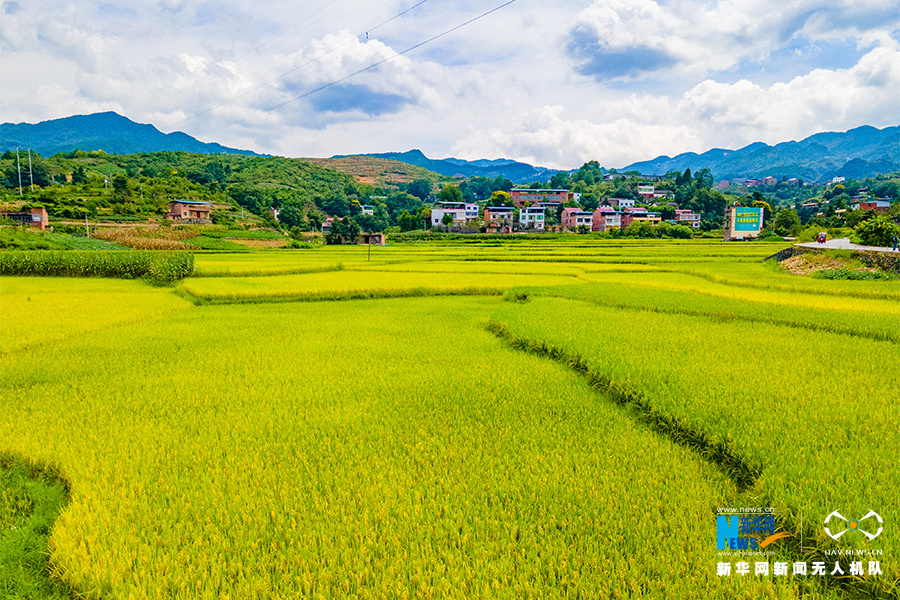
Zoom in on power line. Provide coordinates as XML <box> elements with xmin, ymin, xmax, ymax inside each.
<box><xmin>196</xmin><ymin>0</ymin><xmax>519</xmax><ymax>138</ymax></box>
<box><xmin>165</xmin><ymin>0</ymin><xmax>433</xmax><ymax>130</ymax></box>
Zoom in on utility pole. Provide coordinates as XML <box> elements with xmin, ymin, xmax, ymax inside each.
<box><xmin>16</xmin><ymin>148</ymin><xmax>22</xmax><ymax>195</ymax></box>
<box><xmin>27</xmin><ymin>148</ymin><xmax>34</xmax><ymax>192</ymax></box>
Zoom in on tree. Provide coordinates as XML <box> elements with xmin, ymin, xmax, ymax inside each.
<box><xmin>489</xmin><ymin>190</ymin><xmax>512</xmax><ymax>206</ymax></box>
<box><xmin>694</xmin><ymin>168</ymin><xmax>713</xmax><ymax>190</ymax></box>
<box><xmin>855</xmin><ymin>216</ymin><xmax>900</xmax><ymax>247</ymax></box>
<box><xmin>325</xmin><ymin>217</ymin><xmax>360</xmax><ymax>244</ymax></box>
<box><xmin>72</xmin><ymin>165</ymin><xmax>88</xmax><ymax>185</ymax></box>
<box><xmin>407</xmin><ymin>179</ymin><xmax>432</xmax><ymax>201</ymax></box>
<box><xmin>112</xmin><ymin>174</ymin><xmax>130</xmax><ymax>203</ymax></box>
<box><xmin>772</xmin><ymin>209</ymin><xmax>802</xmax><ymax>236</ymax></box>
<box><xmin>397</xmin><ymin>210</ymin><xmax>420</xmax><ymax>232</ymax></box>
<box><xmin>441</xmin><ymin>212</ymin><xmax>454</xmax><ymax>230</ymax></box>
<box><xmin>439</xmin><ymin>184</ymin><xmax>463</xmax><ymax>204</ymax></box>
<box><xmin>278</xmin><ymin>200</ymin><xmax>306</xmax><ymax>228</ymax></box>
<box><xmin>751</xmin><ymin>199</ymin><xmax>772</xmax><ymax>224</ymax></box>
<box><xmin>549</xmin><ymin>171</ymin><xmax>570</xmax><ymax>189</ymax></box>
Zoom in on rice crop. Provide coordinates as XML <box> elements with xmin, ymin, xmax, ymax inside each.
<box><xmin>1</xmin><ymin>237</ymin><xmax>893</xmax><ymax>598</ymax></box>
<box><xmin>490</xmin><ymin>296</ymin><xmax>899</xmax><ymax>589</ymax></box>
<box><xmin>180</xmin><ymin>270</ymin><xmax>581</xmax><ymax>303</ymax></box>
<box><xmin>0</xmin><ymin>277</ymin><xmax>192</xmax><ymax>354</ymax></box>
<box><xmin>1</xmin><ymin>296</ymin><xmax>825</xmax><ymax>599</ymax></box>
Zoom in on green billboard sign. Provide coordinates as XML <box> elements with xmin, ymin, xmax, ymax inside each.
<box><xmin>733</xmin><ymin>208</ymin><xmax>763</xmax><ymax>232</ymax></box>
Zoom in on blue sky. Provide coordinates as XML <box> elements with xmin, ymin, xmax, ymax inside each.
<box><xmin>1</xmin><ymin>0</ymin><xmax>898</xmax><ymax>168</ymax></box>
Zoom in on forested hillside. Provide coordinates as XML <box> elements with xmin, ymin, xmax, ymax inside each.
<box><xmin>0</xmin><ymin>150</ymin><xmax>437</xmax><ymax>232</ymax></box>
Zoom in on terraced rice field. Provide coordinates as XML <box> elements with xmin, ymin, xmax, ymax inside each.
<box><xmin>1</xmin><ymin>238</ymin><xmax>897</xmax><ymax>599</ymax></box>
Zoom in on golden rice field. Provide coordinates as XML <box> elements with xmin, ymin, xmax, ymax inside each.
<box><xmin>1</xmin><ymin>238</ymin><xmax>897</xmax><ymax>599</ymax></box>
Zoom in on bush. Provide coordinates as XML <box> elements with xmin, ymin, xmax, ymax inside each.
<box><xmin>813</xmin><ymin>268</ymin><xmax>896</xmax><ymax>281</ymax></box>
<box><xmin>854</xmin><ymin>216</ymin><xmax>900</xmax><ymax>247</ymax></box>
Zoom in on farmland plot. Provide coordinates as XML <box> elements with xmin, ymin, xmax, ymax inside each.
<box><xmin>2</xmin><ymin>237</ymin><xmax>895</xmax><ymax>599</ymax></box>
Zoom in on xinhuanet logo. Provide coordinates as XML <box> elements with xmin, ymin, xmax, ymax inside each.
<box><xmin>716</xmin><ymin>508</ymin><xmax>791</xmax><ymax>551</ymax></box>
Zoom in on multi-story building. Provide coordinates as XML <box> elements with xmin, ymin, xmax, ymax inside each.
<box><xmin>591</xmin><ymin>207</ymin><xmax>621</xmax><ymax>232</ymax></box>
<box><xmin>674</xmin><ymin>209</ymin><xmax>701</xmax><ymax>228</ymax></box>
<box><xmin>510</xmin><ymin>189</ymin><xmax>570</xmax><ymax>207</ymax></box>
<box><xmin>606</xmin><ymin>197</ymin><xmax>635</xmax><ymax>209</ymax></box>
<box><xmin>561</xmin><ymin>207</ymin><xmax>593</xmax><ymax>231</ymax></box>
<box><xmin>430</xmin><ymin>202</ymin><xmax>468</xmax><ymax>227</ymax></box>
<box><xmin>620</xmin><ymin>212</ymin><xmax>662</xmax><ymax>230</ymax></box>
<box><xmin>519</xmin><ymin>206</ymin><xmax>545</xmax><ymax>230</ymax></box>
<box><xmin>484</xmin><ymin>206</ymin><xmax>515</xmax><ymax>224</ymax></box>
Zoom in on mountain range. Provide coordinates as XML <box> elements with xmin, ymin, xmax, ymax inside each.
<box><xmin>330</xmin><ymin>149</ymin><xmax>560</xmax><ymax>183</ymax></box>
<box><xmin>1</xmin><ymin>112</ymin><xmax>896</xmax><ymax>183</ymax></box>
<box><xmin>622</xmin><ymin>125</ymin><xmax>899</xmax><ymax>182</ymax></box>
<box><xmin>0</xmin><ymin>112</ymin><xmax>263</xmax><ymax>157</ymax></box>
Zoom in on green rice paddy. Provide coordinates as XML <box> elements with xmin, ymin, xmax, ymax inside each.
<box><xmin>1</xmin><ymin>237</ymin><xmax>896</xmax><ymax>599</ymax></box>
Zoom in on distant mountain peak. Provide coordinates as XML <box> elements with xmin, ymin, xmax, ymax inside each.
<box><xmin>330</xmin><ymin>150</ymin><xmax>562</xmax><ymax>183</ymax></box>
<box><xmin>0</xmin><ymin>111</ymin><xmax>265</xmax><ymax>157</ymax></box>
<box><xmin>621</xmin><ymin>125</ymin><xmax>899</xmax><ymax>181</ymax></box>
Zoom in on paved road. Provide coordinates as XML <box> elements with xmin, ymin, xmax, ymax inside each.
<box><xmin>795</xmin><ymin>237</ymin><xmax>898</xmax><ymax>253</ymax></box>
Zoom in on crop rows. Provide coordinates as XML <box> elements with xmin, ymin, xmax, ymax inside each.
<box><xmin>1</xmin><ymin>296</ymin><xmax>821</xmax><ymax>598</ymax></box>
<box><xmin>0</xmin><ymin>250</ymin><xmax>194</xmax><ymax>285</ymax></box>
<box><xmin>2</xmin><ymin>238</ymin><xmax>896</xmax><ymax>598</ymax></box>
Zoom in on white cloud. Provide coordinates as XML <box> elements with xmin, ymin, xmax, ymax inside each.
<box><xmin>567</xmin><ymin>0</ymin><xmax>900</xmax><ymax>80</ymax></box>
<box><xmin>457</xmin><ymin>44</ymin><xmax>900</xmax><ymax>168</ymax></box>
<box><xmin>1</xmin><ymin>0</ymin><xmax>897</xmax><ymax>168</ymax></box>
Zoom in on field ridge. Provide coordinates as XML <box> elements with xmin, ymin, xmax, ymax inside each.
<box><xmin>486</xmin><ymin>319</ymin><xmax>896</xmax><ymax>599</ymax></box>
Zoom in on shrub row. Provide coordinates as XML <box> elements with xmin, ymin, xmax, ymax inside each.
<box><xmin>0</xmin><ymin>251</ymin><xmax>194</xmax><ymax>285</ymax></box>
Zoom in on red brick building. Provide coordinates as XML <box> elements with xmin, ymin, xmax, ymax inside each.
<box><xmin>1</xmin><ymin>207</ymin><xmax>48</xmax><ymax>230</ymax></box>
<box><xmin>166</xmin><ymin>200</ymin><xmax>213</xmax><ymax>223</ymax></box>
<box><xmin>510</xmin><ymin>189</ymin><xmax>570</xmax><ymax>207</ymax></box>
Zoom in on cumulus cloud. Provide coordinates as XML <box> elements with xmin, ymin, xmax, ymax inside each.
<box><xmin>456</xmin><ymin>44</ymin><xmax>900</xmax><ymax>168</ymax></box>
<box><xmin>566</xmin><ymin>0</ymin><xmax>900</xmax><ymax>81</ymax></box>
<box><xmin>1</xmin><ymin>0</ymin><xmax>897</xmax><ymax>166</ymax></box>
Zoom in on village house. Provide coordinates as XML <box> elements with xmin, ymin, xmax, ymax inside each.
<box><xmin>620</xmin><ymin>210</ymin><xmax>662</xmax><ymax>230</ymax></box>
<box><xmin>606</xmin><ymin>197</ymin><xmax>635</xmax><ymax>209</ymax></box>
<box><xmin>591</xmin><ymin>207</ymin><xmax>621</xmax><ymax>232</ymax></box>
<box><xmin>484</xmin><ymin>206</ymin><xmax>514</xmax><ymax>225</ymax></box>
<box><xmin>430</xmin><ymin>202</ymin><xmax>468</xmax><ymax>227</ymax></box>
<box><xmin>853</xmin><ymin>199</ymin><xmax>892</xmax><ymax>213</ymax></box>
<box><xmin>674</xmin><ymin>209</ymin><xmax>701</xmax><ymax>228</ymax></box>
<box><xmin>561</xmin><ymin>207</ymin><xmax>593</xmax><ymax>231</ymax></box>
<box><xmin>519</xmin><ymin>206</ymin><xmax>545</xmax><ymax>230</ymax></box>
<box><xmin>1</xmin><ymin>206</ymin><xmax>49</xmax><ymax>230</ymax></box>
<box><xmin>510</xmin><ymin>189</ymin><xmax>570</xmax><ymax>207</ymax></box>
<box><xmin>360</xmin><ymin>205</ymin><xmax>375</xmax><ymax>216</ymax></box>
<box><xmin>652</xmin><ymin>190</ymin><xmax>675</xmax><ymax>200</ymax></box>
<box><xmin>166</xmin><ymin>200</ymin><xmax>213</xmax><ymax>223</ymax></box>
<box><xmin>637</xmin><ymin>182</ymin><xmax>655</xmax><ymax>198</ymax></box>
